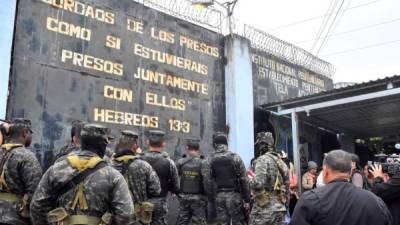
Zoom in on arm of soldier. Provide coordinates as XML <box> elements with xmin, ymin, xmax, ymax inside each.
<box><xmin>279</xmin><ymin>160</ymin><xmax>290</xmax><ymax>188</ymax></box>
<box><xmin>201</xmin><ymin>158</ymin><xmax>216</xmax><ymax>201</ymax></box>
<box><xmin>30</xmin><ymin>167</ymin><xmax>57</xmax><ymax>225</ymax></box>
<box><xmin>234</xmin><ymin>155</ymin><xmax>251</xmax><ymax>203</ymax></box>
<box><xmin>20</xmin><ymin>152</ymin><xmax>43</xmax><ymax>203</ymax></box>
<box><xmin>249</xmin><ymin>157</ymin><xmax>269</xmax><ymax>190</ymax></box>
<box><xmin>168</xmin><ymin>159</ymin><xmax>180</xmax><ymax>194</ymax></box>
<box><xmin>201</xmin><ymin>160</ymin><xmax>213</xmax><ymax>198</ymax></box>
<box><xmin>146</xmin><ymin>162</ymin><xmax>161</xmax><ymax>197</ymax></box>
<box><xmin>289</xmin><ymin>191</ymin><xmax>319</xmax><ymax>225</ymax></box>
<box><xmin>110</xmin><ymin>172</ymin><xmax>135</xmax><ymax>225</ymax></box>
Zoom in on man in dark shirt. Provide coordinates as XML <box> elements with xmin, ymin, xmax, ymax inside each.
<box><xmin>370</xmin><ymin>164</ymin><xmax>400</xmax><ymax>225</ymax></box>
<box><xmin>290</xmin><ymin>150</ymin><xmax>392</xmax><ymax>225</ymax></box>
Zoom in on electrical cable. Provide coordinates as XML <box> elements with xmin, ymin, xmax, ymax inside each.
<box><xmin>315</xmin><ymin>0</ymin><xmax>347</xmax><ymax>56</ymax></box>
<box><xmin>267</xmin><ymin>0</ymin><xmax>383</xmax><ymax>32</ymax></box>
<box><xmin>295</xmin><ymin>17</ymin><xmax>400</xmax><ymax>44</ymax></box>
<box><xmin>323</xmin><ymin>39</ymin><xmax>400</xmax><ymax>56</ymax></box>
<box><xmin>328</xmin><ymin>0</ymin><xmax>353</xmax><ymax>40</ymax></box>
<box><xmin>310</xmin><ymin>0</ymin><xmax>339</xmax><ymax>53</ymax></box>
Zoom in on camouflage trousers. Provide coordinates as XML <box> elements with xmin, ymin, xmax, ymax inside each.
<box><xmin>215</xmin><ymin>192</ymin><xmax>246</xmax><ymax>225</ymax></box>
<box><xmin>149</xmin><ymin>197</ymin><xmax>168</xmax><ymax>225</ymax></box>
<box><xmin>176</xmin><ymin>194</ymin><xmax>207</xmax><ymax>225</ymax></box>
<box><xmin>249</xmin><ymin>204</ymin><xmax>285</xmax><ymax>225</ymax></box>
<box><xmin>0</xmin><ymin>200</ymin><xmax>30</xmax><ymax>225</ymax></box>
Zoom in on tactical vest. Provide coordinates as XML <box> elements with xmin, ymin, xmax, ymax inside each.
<box><xmin>211</xmin><ymin>155</ymin><xmax>238</xmax><ymax>191</ymax></box>
<box><xmin>142</xmin><ymin>154</ymin><xmax>171</xmax><ymax>197</ymax></box>
<box><xmin>179</xmin><ymin>158</ymin><xmax>204</xmax><ymax>194</ymax></box>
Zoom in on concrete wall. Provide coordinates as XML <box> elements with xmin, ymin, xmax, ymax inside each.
<box><xmin>224</xmin><ymin>34</ymin><xmax>254</xmax><ymax>167</ymax></box>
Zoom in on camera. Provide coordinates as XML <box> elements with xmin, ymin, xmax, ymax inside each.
<box><xmin>368</xmin><ymin>153</ymin><xmax>400</xmax><ymax>176</ymax></box>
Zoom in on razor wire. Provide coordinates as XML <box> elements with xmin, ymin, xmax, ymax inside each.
<box><xmin>243</xmin><ymin>24</ymin><xmax>335</xmax><ymax>78</ymax></box>
<box><xmin>132</xmin><ymin>0</ymin><xmax>223</xmax><ymax>32</ymax></box>
<box><xmin>130</xmin><ymin>0</ymin><xmax>335</xmax><ymax>78</ymax></box>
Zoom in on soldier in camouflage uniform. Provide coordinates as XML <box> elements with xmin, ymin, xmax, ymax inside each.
<box><xmin>0</xmin><ymin>118</ymin><xmax>43</xmax><ymax>225</ymax></box>
<box><xmin>141</xmin><ymin>130</ymin><xmax>180</xmax><ymax>225</ymax></box>
<box><xmin>112</xmin><ymin>130</ymin><xmax>161</xmax><ymax>225</ymax></box>
<box><xmin>53</xmin><ymin>120</ymin><xmax>84</xmax><ymax>163</ymax></box>
<box><xmin>30</xmin><ymin>124</ymin><xmax>134</xmax><ymax>225</ymax></box>
<box><xmin>176</xmin><ymin>139</ymin><xmax>210</xmax><ymax>225</ymax></box>
<box><xmin>248</xmin><ymin>132</ymin><xmax>289</xmax><ymax>225</ymax></box>
<box><xmin>203</xmin><ymin>132</ymin><xmax>251</xmax><ymax>225</ymax></box>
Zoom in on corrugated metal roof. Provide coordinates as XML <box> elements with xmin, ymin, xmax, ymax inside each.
<box><xmin>262</xmin><ymin>75</ymin><xmax>400</xmax><ymax>138</ymax></box>
<box><xmin>263</xmin><ymin>75</ymin><xmax>400</xmax><ymax>110</ymax></box>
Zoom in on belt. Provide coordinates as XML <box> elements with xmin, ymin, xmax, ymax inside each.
<box><xmin>0</xmin><ymin>192</ymin><xmax>22</xmax><ymax>203</ymax></box>
<box><xmin>68</xmin><ymin>215</ymin><xmax>101</xmax><ymax>225</ymax></box>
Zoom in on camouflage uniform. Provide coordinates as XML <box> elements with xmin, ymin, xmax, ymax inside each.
<box><xmin>203</xmin><ymin>144</ymin><xmax>251</xmax><ymax>225</ymax></box>
<box><xmin>142</xmin><ymin>151</ymin><xmax>180</xmax><ymax>225</ymax></box>
<box><xmin>0</xmin><ymin>119</ymin><xmax>43</xmax><ymax>225</ymax></box>
<box><xmin>30</xmin><ymin>124</ymin><xmax>134</xmax><ymax>225</ymax></box>
<box><xmin>112</xmin><ymin>155</ymin><xmax>161</xmax><ymax>224</ymax></box>
<box><xmin>176</xmin><ymin>155</ymin><xmax>209</xmax><ymax>225</ymax></box>
<box><xmin>0</xmin><ymin>144</ymin><xmax>43</xmax><ymax>225</ymax></box>
<box><xmin>103</xmin><ymin>147</ymin><xmax>114</xmax><ymax>165</ymax></box>
<box><xmin>249</xmin><ymin>132</ymin><xmax>289</xmax><ymax>225</ymax></box>
<box><xmin>53</xmin><ymin>143</ymin><xmax>79</xmax><ymax>163</ymax></box>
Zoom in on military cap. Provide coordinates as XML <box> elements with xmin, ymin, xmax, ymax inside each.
<box><xmin>121</xmin><ymin>130</ymin><xmax>139</xmax><ymax>139</ymax></box>
<box><xmin>255</xmin><ymin>132</ymin><xmax>274</xmax><ymax>146</ymax></box>
<box><xmin>71</xmin><ymin>120</ymin><xmax>85</xmax><ymax>129</ymax></box>
<box><xmin>11</xmin><ymin>118</ymin><xmax>33</xmax><ymax>133</ymax></box>
<box><xmin>186</xmin><ymin>138</ymin><xmax>200</xmax><ymax>150</ymax></box>
<box><xmin>81</xmin><ymin>124</ymin><xmax>109</xmax><ymax>139</ymax></box>
<box><xmin>148</xmin><ymin>129</ymin><xmax>165</xmax><ymax>142</ymax></box>
<box><xmin>213</xmin><ymin>132</ymin><xmax>228</xmax><ymax>145</ymax></box>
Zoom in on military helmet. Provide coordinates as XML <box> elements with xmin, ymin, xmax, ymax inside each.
<box><xmin>212</xmin><ymin>132</ymin><xmax>228</xmax><ymax>145</ymax></box>
<box><xmin>255</xmin><ymin>132</ymin><xmax>274</xmax><ymax>146</ymax></box>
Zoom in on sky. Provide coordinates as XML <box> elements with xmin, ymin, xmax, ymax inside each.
<box><xmin>0</xmin><ymin>0</ymin><xmax>399</xmax><ymax>118</ymax></box>
<box><xmin>0</xmin><ymin>0</ymin><xmax>16</xmax><ymax>119</ymax></box>
<box><xmin>234</xmin><ymin>0</ymin><xmax>400</xmax><ymax>83</ymax></box>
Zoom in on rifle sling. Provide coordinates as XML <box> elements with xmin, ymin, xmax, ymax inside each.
<box><xmin>57</xmin><ymin>161</ymin><xmax>107</xmax><ymax>198</ymax></box>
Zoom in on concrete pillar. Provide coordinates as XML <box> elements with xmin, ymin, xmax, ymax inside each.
<box><xmin>291</xmin><ymin>112</ymin><xmax>302</xmax><ymax>193</ymax></box>
<box><xmin>224</xmin><ymin>34</ymin><xmax>254</xmax><ymax>167</ymax></box>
